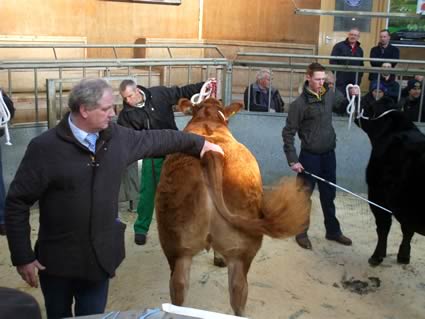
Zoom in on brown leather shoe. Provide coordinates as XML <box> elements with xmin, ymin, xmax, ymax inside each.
<box><xmin>326</xmin><ymin>234</ymin><xmax>352</xmax><ymax>246</ymax></box>
<box><xmin>295</xmin><ymin>234</ymin><xmax>312</xmax><ymax>250</ymax></box>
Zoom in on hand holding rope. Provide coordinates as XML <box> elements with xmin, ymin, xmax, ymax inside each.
<box><xmin>345</xmin><ymin>84</ymin><xmax>362</xmax><ymax>130</ymax></box>
<box><xmin>190</xmin><ymin>78</ymin><xmax>217</xmax><ymax>105</ymax></box>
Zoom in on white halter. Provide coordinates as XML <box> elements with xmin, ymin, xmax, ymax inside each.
<box><xmin>0</xmin><ymin>91</ymin><xmax>12</xmax><ymax>146</ymax></box>
<box><xmin>345</xmin><ymin>84</ymin><xmax>362</xmax><ymax>130</ymax></box>
<box><xmin>345</xmin><ymin>84</ymin><xmax>398</xmax><ymax>125</ymax></box>
<box><xmin>361</xmin><ymin>108</ymin><xmax>399</xmax><ymax>121</ymax></box>
<box><xmin>190</xmin><ymin>78</ymin><xmax>217</xmax><ymax>105</ymax></box>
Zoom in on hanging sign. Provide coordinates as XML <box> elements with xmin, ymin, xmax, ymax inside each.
<box><xmin>344</xmin><ymin>0</ymin><xmax>362</xmax><ymax>7</ymax></box>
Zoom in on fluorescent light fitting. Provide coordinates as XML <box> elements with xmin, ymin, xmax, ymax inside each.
<box><xmin>294</xmin><ymin>8</ymin><xmax>421</xmax><ymax>19</ymax></box>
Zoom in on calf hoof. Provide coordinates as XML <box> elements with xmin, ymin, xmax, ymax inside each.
<box><xmin>213</xmin><ymin>256</ymin><xmax>227</xmax><ymax>268</ymax></box>
<box><xmin>397</xmin><ymin>255</ymin><xmax>410</xmax><ymax>265</ymax></box>
<box><xmin>368</xmin><ymin>255</ymin><xmax>384</xmax><ymax>266</ymax></box>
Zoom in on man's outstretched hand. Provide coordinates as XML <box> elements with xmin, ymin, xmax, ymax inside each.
<box><xmin>200</xmin><ymin>140</ymin><xmax>224</xmax><ymax>158</ymax></box>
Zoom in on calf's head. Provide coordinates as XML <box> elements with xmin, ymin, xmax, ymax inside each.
<box><xmin>177</xmin><ymin>97</ymin><xmax>243</xmax><ymax>127</ymax></box>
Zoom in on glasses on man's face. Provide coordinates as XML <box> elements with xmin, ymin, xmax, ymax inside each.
<box><xmin>349</xmin><ymin>33</ymin><xmax>360</xmax><ymax>37</ymax></box>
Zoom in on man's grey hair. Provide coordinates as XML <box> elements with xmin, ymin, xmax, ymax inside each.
<box><xmin>119</xmin><ymin>79</ymin><xmax>137</xmax><ymax>93</ymax></box>
<box><xmin>68</xmin><ymin>78</ymin><xmax>112</xmax><ymax>113</ymax></box>
<box><xmin>256</xmin><ymin>69</ymin><xmax>271</xmax><ymax>82</ymax></box>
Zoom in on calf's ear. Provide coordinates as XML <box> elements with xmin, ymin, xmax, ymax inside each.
<box><xmin>224</xmin><ymin>102</ymin><xmax>243</xmax><ymax>119</ymax></box>
<box><xmin>177</xmin><ymin>98</ymin><xmax>193</xmax><ymax>115</ymax></box>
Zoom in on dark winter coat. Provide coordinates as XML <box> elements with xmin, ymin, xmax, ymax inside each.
<box><xmin>369</xmin><ymin>43</ymin><xmax>400</xmax><ymax>81</ymax></box>
<box><xmin>282</xmin><ymin>83</ymin><xmax>338</xmax><ymax>164</ymax></box>
<box><xmin>243</xmin><ymin>83</ymin><xmax>284</xmax><ymax>112</ymax></box>
<box><xmin>5</xmin><ymin>114</ymin><xmax>204</xmax><ymax>280</ymax></box>
<box><xmin>400</xmin><ymin>96</ymin><xmax>425</xmax><ymax>123</ymax></box>
<box><xmin>379</xmin><ymin>77</ymin><xmax>401</xmax><ymax>103</ymax></box>
<box><xmin>330</xmin><ymin>38</ymin><xmax>364</xmax><ymax>93</ymax></box>
<box><xmin>117</xmin><ymin>83</ymin><xmax>204</xmax><ymax>130</ymax></box>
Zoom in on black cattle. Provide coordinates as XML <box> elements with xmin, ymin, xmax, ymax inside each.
<box><xmin>356</xmin><ymin>96</ymin><xmax>425</xmax><ymax>266</ymax></box>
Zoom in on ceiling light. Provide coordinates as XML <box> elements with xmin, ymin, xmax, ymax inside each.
<box><xmin>294</xmin><ymin>8</ymin><xmax>421</xmax><ymax>19</ymax></box>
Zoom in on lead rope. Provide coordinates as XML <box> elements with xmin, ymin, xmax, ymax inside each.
<box><xmin>345</xmin><ymin>84</ymin><xmax>363</xmax><ymax>130</ymax></box>
<box><xmin>190</xmin><ymin>78</ymin><xmax>217</xmax><ymax>105</ymax></box>
<box><xmin>345</xmin><ymin>84</ymin><xmax>399</xmax><ymax>126</ymax></box>
<box><xmin>0</xmin><ymin>91</ymin><xmax>12</xmax><ymax>145</ymax></box>
<box><xmin>335</xmin><ymin>85</ymin><xmax>395</xmax><ymax>214</ymax></box>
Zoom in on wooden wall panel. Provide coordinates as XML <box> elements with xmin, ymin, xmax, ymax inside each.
<box><xmin>0</xmin><ymin>0</ymin><xmax>200</xmax><ymax>58</ymax></box>
<box><xmin>0</xmin><ymin>0</ymin><xmax>319</xmax><ymax>55</ymax></box>
<box><xmin>1</xmin><ymin>0</ymin><xmax>94</xmax><ymax>37</ymax></box>
<box><xmin>202</xmin><ymin>0</ymin><xmax>320</xmax><ymax>44</ymax></box>
<box><xmin>90</xmin><ymin>0</ymin><xmax>200</xmax><ymax>57</ymax></box>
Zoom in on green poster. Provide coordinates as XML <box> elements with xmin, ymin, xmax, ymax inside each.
<box><xmin>388</xmin><ymin>0</ymin><xmax>425</xmax><ymax>44</ymax></box>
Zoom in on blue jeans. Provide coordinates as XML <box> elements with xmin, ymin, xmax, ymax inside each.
<box><xmin>0</xmin><ymin>146</ymin><xmax>5</xmax><ymax>225</ymax></box>
<box><xmin>39</xmin><ymin>273</ymin><xmax>109</xmax><ymax>319</ymax></box>
<box><xmin>298</xmin><ymin>149</ymin><xmax>342</xmax><ymax>238</ymax></box>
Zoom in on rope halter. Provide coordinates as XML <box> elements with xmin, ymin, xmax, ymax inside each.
<box><xmin>345</xmin><ymin>84</ymin><xmax>399</xmax><ymax>127</ymax></box>
<box><xmin>345</xmin><ymin>84</ymin><xmax>362</xmax><ymax>130</ymax></box>
<box><xmin>0</xmin><ymin>91</ymin><xmax>12</xmax><ymax>146</ymax></box>
<box><xmin>190</xmin><ymin>78</ymin><xmax>217</xmax><ymax>105</ymax></box>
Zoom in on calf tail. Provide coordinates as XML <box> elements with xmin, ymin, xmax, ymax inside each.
<box><xmin>201</xmin><ymin>152</ymin><xmax>311</xmax><ymax>238</ymax></box>
<box><xmin>260</xmin><ymin>177</ymin><xmax>311</xmax><ymax>238</ymax></box>
<box><xmin>201</xmin><ymin>151</ymin><xmax>270</xmax><ymax>236</ymax></box>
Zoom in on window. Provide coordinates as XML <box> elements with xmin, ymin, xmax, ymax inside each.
<box><xmin>334</xmin><ymin>0</ymin><xmax>372</xmax><ymax>32</ymax></box>
<box><xmin>388</xmin><ymin>0</ymin><xmax>425</xmax><ymax>46</ymax></box>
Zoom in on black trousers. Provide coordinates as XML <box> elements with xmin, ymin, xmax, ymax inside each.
<box><xmin>298</xmin><ymin>149</ymin><xmax>342</xmax><ymax>238</ymax></box>
<box><xmin>39</xmin><ymin>272</ymin><xmax>109</xmax><ymax>319</ymax></box>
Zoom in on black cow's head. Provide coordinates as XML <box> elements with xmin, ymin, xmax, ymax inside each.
<box><xmin>360</xmin><ymin>96</ymin><xmax>395</xmax><ymax>120</ymax></box>
<box><xmin>356</xmin><ymin>96</ymin><xmax>415</xmax><ymax>139</ymax></box>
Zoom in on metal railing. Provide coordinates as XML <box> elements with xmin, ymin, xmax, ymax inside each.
<box><xmin>0</xmin><ymin>43</ymin><xmax>225</xmax><ymax>59</ymax></box>
<box><xmin>0</xmin><ymin>43</ymin><xmax>231</xmax><ymax>123</ymax></box>
<box><xmin>233</xmin><ymin>52</ymin><xmax>425</xmax><ymax>119</ymax></box>
<box><xmin>46</xmin><ymin>76</ymin><xmax>140</xmax><ymax>128</ymax></box>
<box><xmin>2</xmin><ymin>43</ymin><xmax>425</xmax><ymax>124</ymax></box>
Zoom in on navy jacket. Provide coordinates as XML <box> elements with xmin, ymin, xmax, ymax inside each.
<box><xmin>369</xmin><ymin>43</ymin><xmax>400</xmax><ymax>81</ymax></box>
<box><xmin>243</xmin><ymin>83</ymin><xmax>284</xmax><ymax>112</ymax></box>
<box><xmin>380</xmin><ymin>77</ymin><xmax>401</xmax><ymax>103</ymax></box>
<box><xmin>330</xmin><ymin>39</ymin><xmax>364</xmax><ymax>93</ymax></box>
